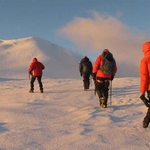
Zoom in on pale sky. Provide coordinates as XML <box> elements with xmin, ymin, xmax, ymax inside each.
<box><xmin>0</xmin><ymin>0</ymin><xmax>150</xmax><ymax>76</ymax></box>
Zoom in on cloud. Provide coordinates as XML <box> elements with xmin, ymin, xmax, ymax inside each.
<box><xmin>56</xmin><ymin>11</ymin><xmax>150</xmax><ymax>77</ymax></box>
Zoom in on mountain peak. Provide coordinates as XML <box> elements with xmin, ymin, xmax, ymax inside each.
<box><xmin>0</xmin><ymin>37</ymin><xmax>81</xmax><ymax>79</ymax></box>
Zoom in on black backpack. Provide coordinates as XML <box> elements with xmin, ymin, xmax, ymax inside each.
<box><xmin>82</xmin><ymin>62</ymin><xmax>91</xmax><ymax>74</ymax></box>
<box><xmin>100</xmin><ymin>51</ymin><xmax>115</xmax><ymax>74</ymax></box>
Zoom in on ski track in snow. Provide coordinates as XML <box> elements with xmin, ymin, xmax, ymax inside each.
<box><xmin>0</xmin><ymin>77</ymin><xmax>150</xmax><ymax>150</ymax></box>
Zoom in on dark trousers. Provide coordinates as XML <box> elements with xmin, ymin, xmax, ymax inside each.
<box><xmin>82</xmin><ymin>73</ymin><xmax>90</xmax><ymax>90</ymax></box>
<box><xmin>144</xmin><ymin>107</ymin><xmax>150</xmax><ymax>123</ymax></box>
<box><xmin>143</xmin><ymin>91</ymin><xmax>150</xmax><ymax>124</ymax></box>
<box><xmin>95</xmin><ymin>79</ymin><xmax>109</xmax><ymax>104</ymax></box>
<box><xmin>30</xmin><ymin>76</ymin><xmax>43</xmax><ymax>91</ymax></box>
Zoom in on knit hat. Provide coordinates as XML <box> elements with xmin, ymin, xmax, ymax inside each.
<box><xmin>32</xmin><ymin>57</ymin><xmax>38</xmax><ymax>62</ymax></box>
<box><xmin>103</xmin><ymin>49</ymin><xmax>109</xmax><ymax>53</ymax></box>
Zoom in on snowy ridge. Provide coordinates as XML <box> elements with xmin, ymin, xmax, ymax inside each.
<box><xmin>0</xmin><ymin>36</ymin><xmax>82</xmax><ymax>79</ymax></box>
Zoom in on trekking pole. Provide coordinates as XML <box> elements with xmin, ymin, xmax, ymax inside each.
<box><xmin>94</xmin><ymin>80</ymin><xmax>96</xmax><ymax>95</ymax></box>
<box><xmin>90</xmin><ymin>75</ymin><xmax>92</xmax><ymax>86</ymax></box>
<box><xmin>110</xmin><ymin>80</ymin><xmax>112</xmax><ymax>106</ymax></box>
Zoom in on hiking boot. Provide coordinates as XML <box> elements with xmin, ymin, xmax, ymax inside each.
<box><xmin>84</xmin><ymin>89</ymin><xmax>87</xmax><ymax>91</ymax></box>
<box><xmin>29</xmin><ymin>90</ymin><xmax>34</xmax><ymax>93</ymax></box>
<box><xmin>100</xmin><ymin>103</ymin><xmax>107</xmax><ymax>108</ymax></box>
<box><xmin>143</xmin><ymin>122</ymin><xmax>149</xmax><ymax>128</ymax></box>
<box><xmin>40</xmin><ymin>90</ymin><xmax>43</xmax><ymax>93</ymax></box>
<box><xmin>99</xmin><ymin>97</ymin><xmax>107</xmax><ymax>108</ymax></box>
<box><xmin>87</xmin><ymin>83</ymin><xmax>89</xmax><ymax>89</ymax></box>
<box><xmin>143</xmin><ymin>117</ymin><xmax>150</xmax><ymax>128</ymax></box>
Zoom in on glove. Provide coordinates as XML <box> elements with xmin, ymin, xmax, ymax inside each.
<box><xmin>111</xmin><ymin>75</ymin><xmax>114</xmax><ymax>81</ymax></box>
<box><xmin>92</xmin><ymin>73</ymin><xmax>96</xmax><ymax>81</ymax></box>
<box><xmin>140</xmin><ymin>94</ymin><xmax>150</xmax><ymax>107</ymax></box>
<box><xmin>147</xmin><ymin>91</ymin><xmax>150</xmax><ymax>100</ymax></box>
<box><xmin>29</xmin><ymin>71</ymin><xmax>33</xmax><ymax>76</ymax></box>
<box><xmin>80</xmin><ymin>73</ymin><xmax>82</xmax><ymax>77</ymax></box>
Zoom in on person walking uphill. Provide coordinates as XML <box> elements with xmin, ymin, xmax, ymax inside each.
<box><xmin>92</xmin><ymin>49</ymin><xmax>117</xmax><ymax>108</ymax></box>
<box><xmin>79</xmin><ymin>56</ymin><xmax>93</xmax><ymax>91</ymax></box>
<box><xmin>140</xmin><ymin>41</ymin><xmax>150</xmax><ymax>128</ymax></box>
<box><xmin>28</xmin><ymin>58</ymin><xmax>45</xmax><ymax>93</ymax></box>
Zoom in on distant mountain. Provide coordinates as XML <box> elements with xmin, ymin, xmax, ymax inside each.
<box><xmin>0</xmin><ymin>36</ymin><xmax>83</xmax><ymax>79</ymax></box>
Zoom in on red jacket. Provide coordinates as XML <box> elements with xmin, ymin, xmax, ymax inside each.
<box><xmin>28</xmin><ymin>58</ymin><xmax>45</xmax><ymax>76</ymax></box>
<box><xmin>140</xmin><ymin>42</ymin><xmax>150</xmax><ymax>93</ymax></box>
<box><xmin>93</xmin><ymin>51</ymin><xmax>117</xmax><ymax>79</ymax></box>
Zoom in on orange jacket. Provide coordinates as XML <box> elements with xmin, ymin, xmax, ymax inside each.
<box><xmin>93</xmin><ymin>52</ymin><xmax>117</xmax><ymax>79</ymax></box>
<box><xmin>29</xmin><ymin>58</ymin><xmax>45</xmax><ymax>77</ymax></box>
<box><xmin>140</xmin><ymin>42</ymin><xmax>150</xmax><ymax>93</ymax></box>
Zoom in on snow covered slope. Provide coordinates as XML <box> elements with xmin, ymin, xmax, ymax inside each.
<box><xmin>0</xmin><ymin>36</ymin><xmax>82</xmax><ymax>79</ymax></box>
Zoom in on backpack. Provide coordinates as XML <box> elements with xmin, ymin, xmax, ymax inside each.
<box><xmin>82</xmin><ymin>62</ymin><xmax>91</xmax><ymax>74</ymax></box>
<box><xmin>100</xmin><ymin>51</ymin><xmax>115</xmax><ymax>74</ymax></box>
